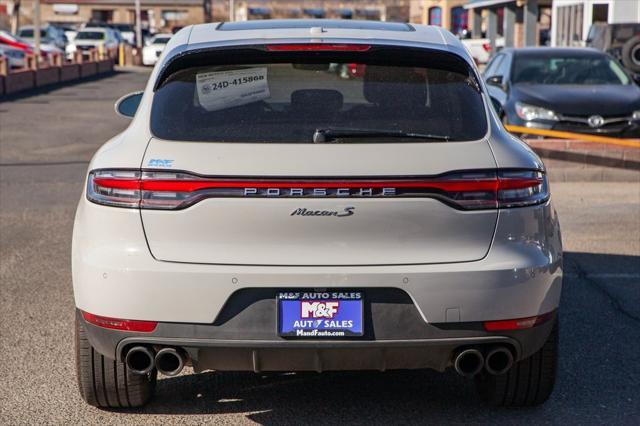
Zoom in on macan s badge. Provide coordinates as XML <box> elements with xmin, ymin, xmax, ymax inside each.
<box><xmin>290</xmin><ymin>207</ymin><xmax>355</xmax><ymax>217</ymax></box>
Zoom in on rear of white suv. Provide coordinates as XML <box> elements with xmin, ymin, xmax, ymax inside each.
<box><xmin>73</xmin><ymin>20</ymin><xmax>562</xmax><ymax>409</ymax></box>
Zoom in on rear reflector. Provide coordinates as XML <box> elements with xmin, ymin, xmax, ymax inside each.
<box><xmin>266</xmin><ymin>44</ymin><xmax>371</xmax><ymax>52</ymax></box>
<box><xmin>87</xmin><ymin>169</ymin><xmax>549</xmax><ymax>211</ymax></box>
<box><xmin>484</xmin><ymin>311</ymin><xmax>554</xmax><ymax>331</ymax></box>
<box><xmin>81</xmin><ymin>311</ymin><xmax>157</xmax><ymax>332</ymax></box>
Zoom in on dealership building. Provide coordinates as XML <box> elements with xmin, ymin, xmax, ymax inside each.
<box><xmin>9</xmin><ymin>1</ymin><xmax>415</xmax><ymax>32</ymax></box>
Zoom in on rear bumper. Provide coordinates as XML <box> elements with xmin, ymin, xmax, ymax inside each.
<box><xmin>73</xmin><ymin>198</ymin><xmax>563</xmax><ymax>326</ymax></box>
<box><xmin>78</xmin><ymin>309</ymin><xmax>557</xmax><ymax>372</ymax></box>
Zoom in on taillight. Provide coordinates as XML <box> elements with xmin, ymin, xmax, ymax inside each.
<box><xmin>266</xmin><ymin>44</ymin><xmax>371</xmax><ymax>52</ymax></box>
<box><xmin>497</xmin><ymin>170</ymin><xmax>549</xmax><ymax>208</ymax></box>
<box><xmin>81</xmin><ymin>311</ymin><xmax>157</xmax><ymax>332</ymax></box>
<box><xmin>87</xmin><ymin>169</ymin><xmax>549</xmax><ymax>211</ymax></box>
<box><xmin>482</xmin><ymin>43</ymin><xmax>492</xmax><ymax>53</ymax></box>
<box><xmin>484</xmin><ymin>311</ymin><xmax>554</xmax><ymax>331</ymax></box>
<box><xmin>87</xmin><ymin>170</ymin><xmax>141</xmax><ymax>208</ymax></box>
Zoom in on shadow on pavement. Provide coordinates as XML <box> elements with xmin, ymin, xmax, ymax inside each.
<box><xmin>122</xmin><ymin>251</ymin><xmax>639</xmax><ymax>423</ymax></box>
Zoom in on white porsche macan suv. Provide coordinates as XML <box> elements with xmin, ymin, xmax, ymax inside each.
<box><xmin>73</xmin><ymin>20</ymin><xmax>562</xmax><ymax>408</ymax></box>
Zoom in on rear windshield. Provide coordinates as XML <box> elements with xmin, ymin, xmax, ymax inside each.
<box><xmin>151</xmin><ymin>47</ymin><xmax>487</xmax><ymax>143</ymax></box>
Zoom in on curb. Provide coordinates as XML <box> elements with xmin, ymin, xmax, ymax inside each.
<box><xmin>525</xmin><ymin>139</ymin><xmax>640</xmax><ymax>182</ymax></box>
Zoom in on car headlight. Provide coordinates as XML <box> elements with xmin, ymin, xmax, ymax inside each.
<box><xmin>515</xmin><ymin>102</ymin><xmax>559</xmax><ymax>122</ymax></box>
<box><xmin>632</xmin><ymin>110</ymin><xmax>640</xmax><ymax>121</ymax></box>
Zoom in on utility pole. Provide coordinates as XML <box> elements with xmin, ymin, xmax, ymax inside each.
<box><xmin>135</xmin><ymin>0</ymin><xmax>142</xmax><ymax>48</ymax></box>
<box><xmin>10</xmin><ymin>0</ymin><xmax>21</xmax><ymax>34</ymax></box>
<box><xmin>229</xmin><ymin>0</ymin><xmax>234</xmax><ymax>21</ymax></box>
<box><xmin>33</xmin><ymin>0</ymin><xmax>41</xmax><ymax>67</ymax></box>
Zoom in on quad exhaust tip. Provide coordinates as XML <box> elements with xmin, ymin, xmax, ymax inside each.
<box><xmin>454</xmin><ymin>348</ymin><xmax>484</xmax><ymax>378</ymax></box>
<box><xmin>155</xmin><ymin>347</ymin><xmax>186</xmax><ymax>377</ymax></box>
<box><xmin>125</xmin><ymin>346</ymin><xmax>155</xmax><ymax>375</ymax></box>
<box><xmin>485</xmin><ymin>347</ymin><xmax>514</xmax><ymax>375</ymax></box>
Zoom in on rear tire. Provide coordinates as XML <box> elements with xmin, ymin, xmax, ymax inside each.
<box><xmin>475</xmin><ymin>319</ymin><xmax>558</xmax><ymax>406</ymax></box>
<box><xmin>75</xmin><ymin>314</ymin><xmax>156</xmax><ymax>408</ymax></box>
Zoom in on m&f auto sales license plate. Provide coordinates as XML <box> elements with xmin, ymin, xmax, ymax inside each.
<box><xmin>277</xmin><ymin>291</ymin><xmax>363</xmax><ymax>337</ymax></box>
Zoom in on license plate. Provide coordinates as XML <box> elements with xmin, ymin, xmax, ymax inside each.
<box><xmin>277</xmin><ymin>291</ymin><xmax>363</xmax><ymax>337</ymax></box>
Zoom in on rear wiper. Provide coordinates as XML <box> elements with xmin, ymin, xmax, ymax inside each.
<box><xmin>313</xmin><ymin>128</ymin><xmax>450</xmax><ymax>143</ymax></box>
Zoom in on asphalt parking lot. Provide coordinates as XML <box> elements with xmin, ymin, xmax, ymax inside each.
<box><xmin>1</xmin><ymin>69</ymin><xmax>639</xmax><ymax>424</ymax></box>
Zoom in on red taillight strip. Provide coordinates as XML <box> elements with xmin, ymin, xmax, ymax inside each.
<box><xmin>94</xmin><ymin>176</ymin><xmax>542</xmax><ymax>193</ymax></box>
<box><xmin>266</xmin><ymin>44</ymin><xmax>371</xmax><ymax>52</ymax></box>
<box><xmin>484</xmin><ymin>311</ymin><xmax>554</xmax><ymax>331</ymax></box>
<box><xmin>498</xmin><ymin>177</ymin><xmax>543</xmax><ymax>190</ymax></box>
<box><xmin>93</xmin><ymin>178</ymin><xmax>141</xmax><ymax>190</ymax></box>
<box><xmin>139</xmin><ymin>179</ymin><xmax>499</xmax><ymax>192</ymax></box>
<box><xmin>81</xmin><ymin>311</ymin><xmax>157</xmax><ymax>332</ymax></box>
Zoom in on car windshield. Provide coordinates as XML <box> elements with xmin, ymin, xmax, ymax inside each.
<box><xmin>512</xmin><ymin>54</ymin><xmax>630</xmax><ymax>85</ymax></box>
<box><xmin>76</xmin><ymin>31</ymin><xmax>105</xmax><ymax>40</ymax></box>
<box><xmin>152</xmin><ymin>37</ymin><xmax>171</xmax><ymax>44</ymax></box>
<box><xmin>18</xmin><ymin>29</ymin><xmax>47</xmax><ymax>38</ymax></box>
<box><xmin>151</xmin><ymin>48</ymin><xmax>487</xmax><ymax>143</ymax></box>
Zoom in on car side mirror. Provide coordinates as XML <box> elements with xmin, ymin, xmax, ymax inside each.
<box><xmin>115</xmin><ymin>91</ymin><xmax>143</xmax><ymax>118</ymax></box>
<box><xmin>486</xmin><ymin>75</ymin><xmax>504</xmax><ymax>87</ymax></box>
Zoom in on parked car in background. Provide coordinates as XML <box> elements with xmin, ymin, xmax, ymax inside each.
<box><xmin>0</xmin><ymin>44</ymin><xmax>27</xmax><ymax>68</ymax></box>
<box><xmin>0</xmin><ymin>30</ymin><xmax>34</xmax><ymax>53</ymax></box>
<box><xmin>57</xmin><ymin>25</ymin><xmax>78</xmax><ymax>43</ymax></box>
<box><xmin>110</xmin><ymin>27</ymin><xmax>125</xmax><ymax>46</ymax></box>
<box><xmin>587</xmin><ymin>22</ymin><xmax>640</xmax><ymax>74</ymax></box>
<box><xmin>17</xmin><ymin>25</ymin><xmax>67</xmax><ymax>50</ymax></box>
<box><xmin>67</xmin><ymin>27</ymin><xmax>119</xmax><ymax>60</ymax></box>
<box><xmin>112</xmin><ymin>23</ymin><xmax>135</xmax><ymax>45</ymax></box>
<box><xmin>0</xmin><ymin>30</ymin><xmax>51</xmax><ymax>62</ymax></box>
<box><xmin>484</xmin><ymin>47</ymin><xmax>640</xmax><ymax>138</ymax></box>
<box><xmin>459</xmin><ymin>31</ymin><xmax>505</xmax><ymax>64</ymax></box>
<box><xmin>142</xmin><ymin>33</ymin><xmax>171</xmax><ymax>65</ymax></box>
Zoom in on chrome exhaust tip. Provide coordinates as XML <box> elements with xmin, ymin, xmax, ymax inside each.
<box><xmin>125</xmin><ymin>346</ymin><xmax>155</xmax><ymax>375</ymax></box>
<box><xmin>154</xmin><ymin>347</ymin><xmax>185</xmax><ymax>377</ymax></box>
<box><xmin>454</xmin><ymin>348</ymin><xmax>484</xmax><ymax>378</ymax></box>
<box><xmin>485</xmin><ymin>347</ymin><xmax>514</xmax><ymax>375</ymax></box>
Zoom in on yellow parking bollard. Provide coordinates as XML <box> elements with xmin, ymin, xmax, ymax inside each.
<box><xmin>119</xmin><ymin>43</ymin><xmax>125</xmax><ymax>66</ymax></box>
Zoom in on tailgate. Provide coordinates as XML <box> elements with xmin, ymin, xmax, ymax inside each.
<box><xmin>140</xmin><ymin>139</ymin><xmax>498</xmax><ymax>266</ymax></box>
